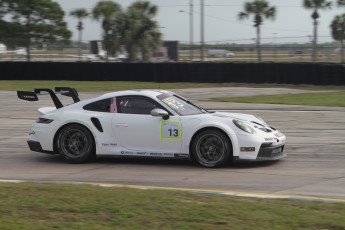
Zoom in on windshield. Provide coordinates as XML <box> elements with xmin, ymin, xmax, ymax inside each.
<box><xmin>157</xmin><ymin>93</ymin><xmax>207</xmax><ymax>116</ymax></box>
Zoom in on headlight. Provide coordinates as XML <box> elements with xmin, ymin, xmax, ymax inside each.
<box><xmin>233</xmin><ymin>119</ymin><xmax>255</xmax><ymax>134</ymax></box>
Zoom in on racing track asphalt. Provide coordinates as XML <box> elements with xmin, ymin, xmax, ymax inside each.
<box><xmin>1</xmin><ymin>87</ymin><xmax>345</xmax><ymax>200</ymax></box>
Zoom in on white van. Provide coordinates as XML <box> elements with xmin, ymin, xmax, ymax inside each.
<box><xmin>208</xmin><ymin>49</ymin><xmax>235</xmax><ymax>58</ymax></box>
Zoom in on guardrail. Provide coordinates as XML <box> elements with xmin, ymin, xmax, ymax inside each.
<box><xmin>0</xmin><ymin>62</ymin><xmax>344</xmax><ymax>85</ymax></box>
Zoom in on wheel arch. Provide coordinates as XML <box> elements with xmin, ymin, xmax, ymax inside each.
<box><xmin>53</xmin><ymin>122</ymin><xmax>96</xmax><ymax>154</ymax></box>
<box><xmin>189</xmin><ymin>126</ymin><xmax>234</xmax><ymax>161</ymax></box>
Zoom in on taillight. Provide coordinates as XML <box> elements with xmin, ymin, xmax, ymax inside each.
<box><xmin>36</xmin><ymin>117</ymin><xmax>54</xmax><ymax>124</ymax></box>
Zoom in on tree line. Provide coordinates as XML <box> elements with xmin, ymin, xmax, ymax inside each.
<box><xmin>1</xmin><ymin>0</ymin><xmax>345</xmax><ymax>62</ymax></box>
<box><xmin>0</xmin><ymin>0</ymin><xmax>161</xmax><ymax>62</ymax></box>
<box><xmin>238</xmin><ymin>0</ymin><xmax>345</xmax><ymax>62</ymax></box>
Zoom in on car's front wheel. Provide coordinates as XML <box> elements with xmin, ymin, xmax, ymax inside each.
<box><xmin>192</xmin><ymin>129</ymin><xmax>232</xmax><ymax>168</ymax></box>
<box><xmin>55</xmin><ymin>124</ymin><xmax>95</xmax><ymax>163</ymax></box>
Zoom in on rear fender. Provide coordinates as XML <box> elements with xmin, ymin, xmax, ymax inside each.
<box><xmin>38</xmin><ymin>107</ymin><xmax>56</xmax><ymax>115</ymax></box>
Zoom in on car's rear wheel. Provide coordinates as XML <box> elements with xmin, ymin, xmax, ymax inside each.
<box><xmin>192</xmin><ymin>129</ymin><xmax>231</xmax><ymax>168</ymax></box>
<box><xmin>55</xmin><ymin>124</ymin><xmax>95</xmax><ymax>163</ymax></box>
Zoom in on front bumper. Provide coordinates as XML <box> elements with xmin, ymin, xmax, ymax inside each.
<box><xmin>256</xmin><ymin>143</ymin><xmax>286</xmax><ymax>161</ymax></box>
<box><xmin>27</xmin><ymin>140</ymin><xmax>54</xmax><ymax>154</ymax></box>
<box><xmin>233</xmin><ymin>143</ymin><xmax>286</xmax><ymax>162</ymax></box>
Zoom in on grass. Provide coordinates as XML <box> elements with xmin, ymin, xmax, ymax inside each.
<box><xmin>3</xmin><ymin>80</ymin><xmax>345</xmax><ymax>107</ymax></box>
<box><xmin>210</xmin><ymin>91</ymin><xmax>345</xmax><ymax>107</ymax></box>
<box><xmin>1</xmin><ymin>80</ymin><xmax>345</xmax><ymax>92</ymax></box>
<box><xmin>0</xmin><ymin>182</ymin><xmax>344</xmax><ymax>230</ymax></box>
<box><xmin>0</xmin><ymin>80</ymin><xmax>227</xmax><ymax>92</ymax></box>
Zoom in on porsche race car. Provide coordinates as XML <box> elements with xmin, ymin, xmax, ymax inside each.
<box><xmin>17</xmin><ymin>87</ymin><xmax>286</xmax><ymax>168</ymax></box>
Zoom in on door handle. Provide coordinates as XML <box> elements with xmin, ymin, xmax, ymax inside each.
<box><xmin>115</xmin><ymin>123</ymin><xmax>128</xmax><ymax>127</ymax></box>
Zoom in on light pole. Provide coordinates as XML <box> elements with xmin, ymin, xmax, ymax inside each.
<box><xmin>311</xmin><ymin>10</ymin><xmax>319</xmax><ymax>62</ymax></box>
<box><xmin>200</xmin><ymin>0</ymin><xmax>205</xmax><ymax>61</ymax></box>
<box><xmin>252</xmin><ymin>38</ymin><xmax>256</xmax><ymax>62</ymax></box>
<box><xmin>308</xmin><ymin>35</ymin><xmax>313</xmax><ymax>62</ymax></box>
<box><xmin>273</xmin><ymin>32</ymin><xmax>277</xmax><ymax>61</ymax></box>
<box><xmin>77</xmin><ymin>21</ymin><xmax>83</xmax><ymax>61</ymax></box>
<box><xmin>190</xmin><ymin>0</ymin><xmax>193</xmax><ymax>60</ymax></box>
<box><xmin>179</xmin><ymin>0</ymin><xmax>194</xmax><ymax>61</ymax></box>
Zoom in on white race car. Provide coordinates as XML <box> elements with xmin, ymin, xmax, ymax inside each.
<box><xmin>17</xmin><ymin>87</ymin><xmax>286</xmax><ymax>168</ymax></box>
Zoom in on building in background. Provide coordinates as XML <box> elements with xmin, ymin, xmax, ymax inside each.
<box><xmin>0</xmin><ymin>43</ymin><xmax>7</xmax><ymax>54</ymax></box>
<box><xmin>163</xmin><ymin>41</ymin><xmax>178</xmax><ymax>61</ymax></box>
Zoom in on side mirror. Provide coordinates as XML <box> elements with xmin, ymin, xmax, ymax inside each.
<box><xmin>151</xmin><ymin>109</ymin><xmax>169</xmax><ymax>120</ymax></box>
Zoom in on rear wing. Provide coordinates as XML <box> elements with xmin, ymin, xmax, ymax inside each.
<box><xmin>17</xmin><ymin>87</ymin><xmax>80</xmax><ymax>109</ymax></box>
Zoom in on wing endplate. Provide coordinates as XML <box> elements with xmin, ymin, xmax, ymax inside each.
<box><xmin>17</xmin><ymin>91</ymin><xmax>39</xmax><ymax>101</ymax></box>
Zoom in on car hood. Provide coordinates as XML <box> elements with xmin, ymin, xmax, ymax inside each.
<box><xmin>211</xmin><ymin>112</ymin><xmax>267</xmax><ymax>125</ymax></box>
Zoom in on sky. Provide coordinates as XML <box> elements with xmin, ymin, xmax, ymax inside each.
<box><xmin>58</xmin><ymin>0</ymin><xmax>345</xmax><ymax>44</ymax></box>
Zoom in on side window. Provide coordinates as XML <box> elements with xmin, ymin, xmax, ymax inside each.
<box><xmin>83</xmin><ymin>98</ymin><xmax>111</xmax><ymax>112</ymax></box>
<box><xmin>117</xmin><ymin>96</ymin><xmax>164</xmax><ymax>115</ymax></box>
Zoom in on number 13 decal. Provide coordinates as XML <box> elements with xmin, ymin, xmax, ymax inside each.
<box><xmin>168</xmin><ymin>128</ymin><xmax>179</xmax><ymax>137</ymax></box>
<box><xmin>161</xmin><ymin>121</ymin><xmax>181</xmax><ymax>140</ymax></box>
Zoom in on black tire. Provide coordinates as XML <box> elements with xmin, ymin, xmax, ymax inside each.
<box><xmin>55</xmin><ymin>124</ymin><xmax>95</xmax><ymax>163</ymax></box>
<box><xmin>192</xmin><ymin>129</ymin><xmax>232</xmax><ymax>168</ymax></box>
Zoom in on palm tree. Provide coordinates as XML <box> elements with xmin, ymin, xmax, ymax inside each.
<box><xmin>330</xmin><ymin>14</ymin><xmax>345</xmax><ymax>63</ymax></box>
<box><xmin>104</xmin><ymin>12</ymin><xmax>126</xmax><ymax>58</ymax></box>
<box><xmin>303</xmin><ymin>0</ymin><xmax>332</xmax><ymax>62</ymax></box>
<box><xmin>338</xmin><ymin>0</ymin><xmax>345</xmax><ymax>6</ymax></box>
<box><xmin>122</xmin><ymin>1</ymin><xmax>161</xmax><ymax>62</ymax></box>
<box><xmin>138</xmin><ymin>23</ymin><xmax>162</xmax><ymax>62</ymax></box>
<box><xmin>70</xmin><ymin>8</ymin><xmax>89</xmax><ymax>60</ymax></box>
<box><xmin>92</xmin><ymin>0</ymin><xmax>122</xmax><ymax>60</ymax></box>
<box><xmin>238</xmin><ymin>0</ymin><xmax>276</xmax><ymax>62</ymax></box>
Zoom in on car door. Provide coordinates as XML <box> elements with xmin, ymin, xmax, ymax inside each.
<box><xmin>112</xmin><ymin>96</ymin><xmax>182</xmax><ymax>154</ymax></box>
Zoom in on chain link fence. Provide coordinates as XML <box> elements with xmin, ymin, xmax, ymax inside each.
<box><xmin>178</xmin><ymin>43</ymin><xmax>344</xmax><ymax>63</ymax></box>
<box><xmin>0</xmin><ymin>39</ymin><xmax>344</xmax><ymax>63</ymax></box>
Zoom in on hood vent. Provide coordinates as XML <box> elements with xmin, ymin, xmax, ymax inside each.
<box><xmin>251</xmin><ymin>121</ymin><xmax>265</xmax><ymax>126</ymax></box>
<box><xmin>251</xmin><ymin>121</ymin><xmax>273</xmax><ymax>133</ymax></box>
<box><xmin>259</xmin><ymin>127</ymin><xmax>272</xmax><ymax>133</ymax></box>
